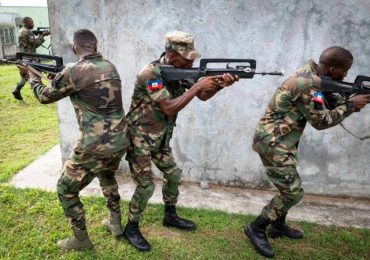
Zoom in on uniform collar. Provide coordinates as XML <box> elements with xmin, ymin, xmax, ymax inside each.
<box><xmin>79</xmin><ymin>52</ymin><xmax>102</xmax><ymax>61</ymax></box>
<box><xmin>159</xmin><ymin>52</ymin><xmax>167</xmax><ymax>65</ymax></box>
<box><xmin>307</xmin><ymin>59</ymin><xmax>319</xmax><ymax>75</ymax></box>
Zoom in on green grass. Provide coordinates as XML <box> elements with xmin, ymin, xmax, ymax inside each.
<box><xmin>0</xmin><ymin>185</ymin><xmax>369</xmax><ymax>259</ymax></box>
<box><xmin>0</xmin><ymin>64</ymin><xmax>369</xmax><ymax>259</ymax></box>
<box><xmin>0</xmin><ymin>64</ymin><xmax>59</xmax><ymax>182</ymax></box>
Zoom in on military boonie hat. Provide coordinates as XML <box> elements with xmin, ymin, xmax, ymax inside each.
<box><xmin>165</xmin><ymin>31</ymin><xmax>200</xmax><ymax>60</ymax></box>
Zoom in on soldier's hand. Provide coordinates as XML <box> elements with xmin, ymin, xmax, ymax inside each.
<box><xmin>215</xmin><ymin>73</ymin><xmax>239</xmax><ymax>88</ymax></box>
<box><xmin>16</xmin><ymin>65</ymin><xmax>28</xmax><ymax>77</ymax></box>
<box><xmin>194</xmin><ymin>76</ymin><xmax>218</xmax><ymax>92</ymax></box>
<box><xmin>42</xmin><ymin>31</ymin><xmax>51</xmax><ymax>36</ymax></box>
<box><xmin>350</xmin><ymin>94</ymin><xmax>370</xmax><ymax>111</ymax></box>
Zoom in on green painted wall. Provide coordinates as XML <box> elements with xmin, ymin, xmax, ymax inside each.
<box><xmin>0</xmin><ymin>6</ymin><xmax>50</xmax><ymax>54</ymax></box>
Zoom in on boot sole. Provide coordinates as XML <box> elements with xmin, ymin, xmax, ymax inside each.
<box><xmin>57</xmin><ymin>242</ymin><xmax>94</xmax><ymax>251</ymax></box>
<box><xmin>163</xmin><ymin>221</ymin><xmax>197</xmax><ymax>231</ymax></box>
<box><xmin>244</xmin><ymin>225</ymin><xmax>274</xmax><ymax>258</ymax></box>
<box><xmin>268</xmin><ymin>228</ymin><xmax>303</xmax><ymax>239</ymax></box>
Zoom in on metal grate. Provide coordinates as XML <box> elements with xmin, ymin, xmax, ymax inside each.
<box><xmin>0</xmin><ymin>28</ymin><xmax>16</xmax><ymax>45</ymax></box>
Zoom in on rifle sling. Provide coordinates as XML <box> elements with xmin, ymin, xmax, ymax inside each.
<box><xmin>339</xmin><ymin>123</ymin><xmax>370</xmax><ymax>141</ymax></box>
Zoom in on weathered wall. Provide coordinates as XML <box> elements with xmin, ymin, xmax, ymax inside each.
<box><xmin>48</xmin><ymin>0</ymin><xmax>370</xmax><ymax>197</ymax></box>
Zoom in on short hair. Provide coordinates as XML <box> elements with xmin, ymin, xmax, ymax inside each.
<box><xmin>22</xmin><ymin>17</ymin><xmax>32</xmax><ymax>24</ymax></box>
<box><xmin>319</xmin><ymin>46</ymin><xmax>353</xmax><ymax>68</ymax></box>
<box><xmin>73</xmin><ymin>29</ymin><xmax>97</xmax><ymax>48</ymax></box>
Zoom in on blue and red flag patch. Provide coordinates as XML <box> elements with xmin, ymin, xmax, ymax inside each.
<box><xmin>147</xmin><ymin>79</ymin><xmax>163</xmax><ymax>91</ymax></box>
<box><xmin>312</xmin><ymin>91</ymin><xmax>324</xmax><ymax>104</ymax></box>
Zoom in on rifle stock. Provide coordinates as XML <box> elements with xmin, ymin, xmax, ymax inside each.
<box><xmin>320</xmin><ymin>75</ymin><xmax>370</xmax><ymax>95</ymax></box>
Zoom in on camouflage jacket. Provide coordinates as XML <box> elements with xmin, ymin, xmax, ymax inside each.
<box><xmin>30</xmin><ymin>53</ymin><xmax>130</xmax><ymax>156</ymax></box>
<box><xmin>18</xmin><ymin>27</ymin><xmax>45</xmax><ymax>53</ymax></box>
<box><xmin>126</xmin><ymin>54</ymin><xmax>190</xmax><ymax>152</ymax></box>
<box><xmin>253</xmin><ymin>59</ymin><xmax>354</xmax><ymax>154</ymax></box>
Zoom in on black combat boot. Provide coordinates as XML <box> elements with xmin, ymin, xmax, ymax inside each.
<box><xmin>268</xmin><ymin>213</ymin><xmax>303</xmax><ymax>239</ymax></box>
<box><xmin>244</xmin><ymin>215</ymin><xmax>274</xmax><ymax>258</ymax></box>
<box><xmin>163</xmin><ymin>205</ymin><xmax>196</xmax><ymax>231</ymax></box>
<box><xmin>123</xmin><ymin>220</ymin><xmax>151</xmax><ymax>252</ymax></box>
<box><xmin>12</xmin><ymin>90</ymin><xmax>23</xmax><ymax>100</ymax></box>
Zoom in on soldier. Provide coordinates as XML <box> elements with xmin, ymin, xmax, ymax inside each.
<box><xmin>123</xmin><ymin>31</ymin><xmax>239</xmax><ymax>251</ymax></box>
<box><xmin>22</xmin><ymin>29</ymin><xmax>130</xmax><ymax>250</ymax></box>
<box><xmin>245</xmin><ymin>46</ymin><xmax>370</xmax><ymax>258</ymax></box>
<box><xmin>12</xmin><ymin>16</ymin><xmax>50</xmax><ymax>100</ymax></box>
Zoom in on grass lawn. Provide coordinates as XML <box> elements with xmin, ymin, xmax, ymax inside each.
<box><xmin>0</xmin><ymin>64</ymin><xmax>369</xmax><ymax>259</ymax></box>
<box><xmin>0</xmin><ymin>64</ymin><xmax>59</xmax><ymax>182</ymax></box>
<box><xmin>1</xmin><ymin>185</ymin><xmax>369</xmax><ymax>260</ymax></box>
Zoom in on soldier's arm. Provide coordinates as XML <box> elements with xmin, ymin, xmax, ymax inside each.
<box><xmin>324</xmin><ymin>93</ymin><xmax>347</xmax><ymax>109</ymax></box>
<box><xmin>304</xmin><ymin>93</ymin><xmax>354</xmax><ymax>130</ymax></box>
<box><xmin>273</xmin><ymin>77</ymin><xmax>355</xmax><ymax>131</ymax></box>
<box><xmin>30</xmin><ymin>34</ymin><xmax>45</xmax><ymax>48</ymax></box>
<box><xmin>298</xmin><ymin>73</ymin><xmax>370</xmax><ymax>130</ymax></box>
<box><xmin>159</xmin><ymin>77</ymin><xmax>221</xmax><ymax>116</ymax></box>
<box><xmin>29</xmin><ymin>67</ymin><xmax>77</xmax><ymax>104</ymax></box>
<box><xmin>196</xmin><ymin>73</ymin><xmax>239</xmax><ymax>101</ymax></box>
<box><xmin>138</xmin><ymin>66</ymin><xmax>217</xmax><ymax>117</ymax></box>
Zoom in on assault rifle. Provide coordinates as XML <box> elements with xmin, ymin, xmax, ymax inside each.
<box><xmin>160</xmin><ymin>59</ymin><xmax>284</xmax><ymax>83</ymax></box>
<box><xmin>321</xmin><ymin>75</ymin><xmax>370</xmax><ymax>141</ymax></box>
<box><xmin>320</xmin><ymin>75</ymin><xmax>370</xmax><ymax>95</ymax></box>
<box><xmin>1</xmin><ymin>52</ymin><xmax>64</xmax><ymax>77</ymax></box>
<box><xmin>32</xmin><ymin>27</ymin><xmax>50</xmax><ymax>35</ymax></box>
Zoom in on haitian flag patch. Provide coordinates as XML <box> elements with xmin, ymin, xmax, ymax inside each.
<box><xmin>147</xmin><ymin>79</ymin><xmax>163</xmax><ymax>91</ymax></box>
<box><xmin>312</xmin><ymin>91</ymin><xmax>324</xmax><ymax>110</ymax></box>
<box><xmin>312</xmin><ymin>91</ymin><xmax>324</xmax><ymax>104</ymax></box>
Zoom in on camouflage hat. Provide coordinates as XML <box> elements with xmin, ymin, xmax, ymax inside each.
<box><xmin>165</xmin><ymin>31</ymin><xmax>200</xmax><ymax>60</ymax></box>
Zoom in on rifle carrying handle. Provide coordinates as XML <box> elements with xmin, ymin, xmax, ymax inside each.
<box><xmin>199</xmin><ymin>59</ymin><xmax>256</xmax><ymax>70</ymax></box>
<box><xmin>16</xmin><ymin>52</ymin><xmax>63</xmax><ymax>66</ymax></box>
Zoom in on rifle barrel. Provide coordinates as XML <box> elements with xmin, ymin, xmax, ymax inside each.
<box><xmin>254</xmin><ymin>71</ymin><xmax>284</xmax><ymax>76</ymax></box>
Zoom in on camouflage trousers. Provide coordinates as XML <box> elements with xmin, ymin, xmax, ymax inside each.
<box><xmin>14</xmin><ymin>73</ymin><xmax>28</xmax><ymax>92</ymax></box>
<box><xmin>125</xmin><ymin>145</ymin><xmax>182</xmax><ymax>223</ymax></box>
<box><xmin>57</xmin><ymin>150</ymin><xmax>124</xmax><ymax>230</ymax></box>
<box><xmin>253</xmin><ymin>141</ymin><xmax>304</xmax><ymax>221</ymax></box>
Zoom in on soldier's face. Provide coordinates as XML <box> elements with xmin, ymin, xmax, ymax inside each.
<box><xmin>26</xmin><ymin>19</ymin><xmax>34</xmax><ymax>29</ymax></box>
<box><xmin>168</xmin><ymin>52</ymin><xmax>194</xmax><ymax>68</ymax></box>
<box><xmin>329</xmin><ymin>61</ymin><xmax>352</xmax><ymax>81</ymax></box>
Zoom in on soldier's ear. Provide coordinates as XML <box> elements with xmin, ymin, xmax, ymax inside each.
<box><xmin>328</xmin><ymin>66</ymin><xmax>336</xmax><ymax>76</ymax></box>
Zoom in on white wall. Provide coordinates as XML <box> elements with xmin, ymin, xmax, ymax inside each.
<box><xmin>48</xmin><ymin>0</ymin><xmax>370</xmax><ymax>197</ymax></box>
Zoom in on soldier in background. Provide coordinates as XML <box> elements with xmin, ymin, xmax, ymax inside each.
<box><xmin>12</xmin><ymin>16</ymin><xmax>50</xmax><ymax>100</ymax></box>
<box><xmin>123</xmin><ymin>31</ymin><xmax>239</xmax><ymax>252</ymax></box>
<box><xmin>23</xmin><ymin>29</ymin><xmax>130</xmax><ymax>250</ymax></box>
<box><xmin>245</xmin><ymin>46</ymin><xmax>370</xmax><ymax>258</ymax></box>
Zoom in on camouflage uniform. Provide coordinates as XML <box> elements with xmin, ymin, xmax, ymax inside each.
<box><xmin>125</xmin><ymin>53</ymin><xmax>193</xmax><ymax>222</ymax></box>
<box><xmin>252</xmin><ymin>59</ymin><xmax>355</xmax><ymax>221</ymax></box>
<box><xmin>18</xmin><ymin>27</ymin><xmax>45</xmax><ymax>53</ymax></box>
<box><xmin>15</xmin><ymin>27</ymin><xmax>46</xmax><ymax>92</ymax></box>
<box><xmin>29</xmin><ymin>53</ymin><xmax>130</xmax><ymax>230</ymax></box>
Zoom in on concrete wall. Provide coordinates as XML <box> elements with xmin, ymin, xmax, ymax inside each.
<box><xmin>48</xmin><ymin>0</ymin><xmax>370</xmax><ymax>197</ymax></box>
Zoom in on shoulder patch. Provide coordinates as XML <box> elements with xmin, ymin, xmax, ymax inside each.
<box><xmin>312</xmin><ymin>91</ymin><xmax>324</xmax><ymax>110</ymax></box>
<box><xmin>147</xmin><ymin>79</ymin><xmax>163</xmax><ymax>91</ymax></box>
<box><xmin>312</xmin><ymin>91</ymin><xmax>324</xmax><ymax>104</ymax></box>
